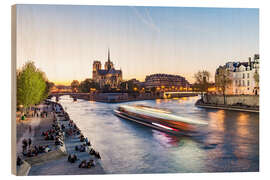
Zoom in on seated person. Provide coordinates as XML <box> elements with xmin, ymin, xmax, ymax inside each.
<box><xmin>80</xmin><ymin>136</ymin><xmax>85</xmax><ymax>142</ymax></box>
<box><xmin>16</xmin><ymin>156</ymin><xmax>23</xmax><ymax>166</ymax></box>
<box><xmin>89</xmin><ymin>148</ymin><xmax>95</xmax><ymax>155</ymax></box>
<box><xmin>88</xmin><ymin>159</ymin><xmax>95</xmax><ymax>167</ymax></box>
<box><xmin>86</xmin><ymin>161</ymin><xmax>92</xmax><ymax>168</ymax></box>
<box><xmin>95</xmin><ymin>152</ymin><xmax>101</xmax><ymax>159</ymax></box>
<box><xmin>68</xmin><ymin>154</ymin><xmax>77</xmax><ymax>163</ymax></box>
<box><xmin>79</xmin><ymin>160</ymin><xmax>87</xmax><ymax>168</ymax></box>
<box><xmin>44</xmin><ymin>145</ymin><xmax>51</xmax><ymax>152</ymax></box>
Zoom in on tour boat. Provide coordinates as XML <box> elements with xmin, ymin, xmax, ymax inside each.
<box><xmin>114</xmin><ymin>105</ymin><xmax>208</xmax><ymax>136</ymax></box>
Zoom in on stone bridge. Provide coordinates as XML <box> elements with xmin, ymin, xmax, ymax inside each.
<box><xmin>48</xmin><ymin>92</ymin><xmax>90</xmax><ymax>101</ymax></box>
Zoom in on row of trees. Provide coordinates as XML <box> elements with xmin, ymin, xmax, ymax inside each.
<box><xmin>193</xmin><ymin>68</ymin><xmax>232</xmax><ymax>104</ymax></box>
<box><xmin>194</xmin><ymin>67</ymin><xmax>260</xmax><ymax>104</ymax></box>
<box><xmin>17</xmin><ymin>61</ymin><xmax>54</xmax><ymax>112</ymax></box>
<box><xmin>70</xmin><ymin>79</ymin><xmax>144</xmax><ymax>94</ymax></box>
<box><xmin>71</xmin><ymin>79</ymin><xmax>100</xmax><ymax>93</ymax></box>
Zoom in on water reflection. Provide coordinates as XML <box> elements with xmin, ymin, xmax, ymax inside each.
<box><xmin>152</xmin><ymin>130</ymin><xmax>181</xmax><ymax>148</ymax></box>
<box><xmin>236</xmin><ymin>113</ymin><xmax>249</xmax><ymax>138</ymax></box>
<box><xmin>208</xmin><ymin>110</ymin><xmax>225</xmax><ymax>132</ymax></box>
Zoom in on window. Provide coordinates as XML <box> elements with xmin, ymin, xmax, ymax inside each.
<box><xmin>247</xmin><ymin>73</ymin><xmax>250</xmax><ymax>78</ymax></box>
<box><xmin>243</xmin><ymin>80</ymin><xmax>245</xmax><ymax>86</ymax></box>
<box><xmin>239</xmin><ymin>80</ymin><xmax>241</xmax><ymax>86</ymax></box>
<box><xmin>247</xmin><ymin>80</ymin><xmax>250</xmax><ymax>86</ymax></box>
<box><xmin>243</xmin><ymin>73</ymin><xmax>245</xmax><ymax>79</ymax></box>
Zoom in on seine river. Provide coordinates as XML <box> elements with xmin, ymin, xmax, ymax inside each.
<box><xmin>57</xmin><ymin>95</ymin><xmax>259</xmax><ymax>173</ymax></box>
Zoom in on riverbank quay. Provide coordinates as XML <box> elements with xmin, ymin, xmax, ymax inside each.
<box><xmin>50</xmin><ymin>92</ymin><xmax>199</xmax><ymax>103</ymax></box>
<box><xmin>16</xmin><ymin>103</ymin><xmax>66</xmax><ymax>175</ymax></box>
<box><xmin>195</xmin><ymin>99</ymin><xmax>259</xmax><ymax>113</ymax></box>
<box><xmin>28</xmin><ymin>100</ymin><xmax>105</xmax><ymax>175</ymax></box>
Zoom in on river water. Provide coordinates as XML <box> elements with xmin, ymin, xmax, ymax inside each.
<box><xmin>57</xmin><ymin>95</ymin><xmax>259</xmax><ymax>174</ymax></box>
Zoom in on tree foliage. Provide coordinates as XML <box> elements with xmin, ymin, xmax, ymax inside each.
<box><xmin>254</xmin><ymin>71</ymin><xmax>259</xmax><ymax>87</ymax></box>
<box><xmin>215</xmin><ymin>67</ymin><xmax>232</xmax><ymax>95</ymax></box>
<box><xmin>17</xmin><ymin>61</ymin><xmax>47</xmax><ymax>109</ymax></box>
<box><xmin>44</xmin><ymin>81</ymin><xmax>55</xmax><ymax>99</ymax></box>
<box><xmin>215</xmin><ymin>67</ymin><xmax>232</xmax><ymax>104</ymax></box>
<box><xmin>120</xmin><ymin>80</ymin><xmax>138</xmax><ymax>93</ymax></box>
<box><xmin>194</xmin><ymin>70</ymin><xmax>211</xmax><ymax>94</ymax></box>
<box><xmin>78</xmin><ymin>79</ymin><xmax>99</xmax><ymax>93</ymax></box>
<box><xmin>71</xmin><ymin>80</ymin><xmax>80</xmax><ymax>92</ymax></box>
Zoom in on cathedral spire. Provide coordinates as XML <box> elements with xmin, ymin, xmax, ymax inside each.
<box><xmin>108</xmin><ymin>48</ymin><xmax>111</xmax><ymax>62</ymax></box>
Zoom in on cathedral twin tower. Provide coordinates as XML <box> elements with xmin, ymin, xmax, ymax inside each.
<box><xmin>92</xmin><ymin>49</ymin><xmax>122</xmax><ymax>89</ymax></box>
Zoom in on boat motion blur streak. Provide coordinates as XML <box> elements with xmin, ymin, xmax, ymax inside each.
<box><xmin>114</xmin><ymin>105</ymin><xmax>208</xmax><ymax>136</ymax></box>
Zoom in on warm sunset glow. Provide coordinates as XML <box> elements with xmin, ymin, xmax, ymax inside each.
<box><xmin>16</xmin><ymin>5</ymin><xmax>258</xmax><ymax>84</ymax></box>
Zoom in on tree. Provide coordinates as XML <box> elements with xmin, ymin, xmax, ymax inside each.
<box><xmin>71</xmin><ymin>80</ymin><xmax>80</xmax><ymax>92</ymax></box>
<box><xmin>17</xmin><ymin>61</ymin><xmax>47</xmax><ymax>112</ymax></box>
<box><xmin>194</xmin><ymin>70</ymin><xmax>211</xmax><ymax>97</ymax></box>
<box><xmin>215</xmin><ymin>67</ymin><xmax>232</xmax><ymax>104</ymax></box>
<box><xmin>78</xmin><ymin>79</ymin><xmax>99</xmax><ymax>93</ymax></box>
<box><xmin>119</xmin><ymin>80</ymin><xmax>138</xmax><ymax>93</ymax></box>
<box><xmin>253</xmin><ymin>70</ymin><xmax>259</xmax><ymax>95</ymax></box>
<box><xmin>120</xmin><ymin>81</ymin><xmax>128</xmax><ymax>92</ymax></box>
<box><xmin>103</xmin><ymin>84</ymin><xmax>111</xmax><ymax>92</ymax></box>
<box><xmin>43</xmin><ymin>81</ymin><xmax>55</xmax><ymax>99</ymax></box>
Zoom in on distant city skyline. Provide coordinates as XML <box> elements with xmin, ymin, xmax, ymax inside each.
<box><xmin>16</xmin><ymin>5</ymin><xmax>259</xmax><ymax>85</ymax></box>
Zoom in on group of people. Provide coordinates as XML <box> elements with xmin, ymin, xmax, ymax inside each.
<box><xmin>22</xmin><ymin>138</ymin><xmax>32</xmax><ymax>151</ymax></box>
<box><xmin>41</xmin><ymin>120</ymin><xmax>64</xmax><ymax>146</ymax></box>
<box><xmin>21</xmin><ymin>137</ymin><xmax>51</xmax><ymax>158</ymax></box>
<box><xmin>75</xmin><ymin>145</ymin><xmax>86</xmax><ymax>152</ymax></box>
<box><xmin>64</xmin><ymin>119</ymin><xmax>101</xmax><ymax>169</ymax></box>
<box><xmin>79</xmin><ymin>134</ymin><xmax>91</xmax><ymax>146</ymax></box>
<box><xmin>65</xmin><ymin>120</ymin><xmax>81</xmax><ymax>137</ymax></box>
<box><xmin>68</xmin><ymin>154</ymin><xmax>78</xmax><ymax>163</ymax></box>
<box><xmin>32</xmin><ymin>107</ymin><xmax>49</xmax><ymax>118</ymax></box>
<box><xmin>89</xmin><ymin>148</ymin><xmax>101</xmax><ymax>159</ymax></box>
<box><xmin>78</xmin><ymin>159</ymin><xmax>95</xmax><ymax>169</ymax></box>
<box><xmin>22</xmin><ymin>145</ymin><xmax>51</xmax><ymax>157</ymax></box>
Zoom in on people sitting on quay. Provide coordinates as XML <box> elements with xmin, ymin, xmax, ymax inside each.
<box><xmin>61</xmin><ymin>124</ymin><xmax>65</xmax><ymax>130</ymax></box>
<box><xmin>22</xmin><ymin>144</ymin><xmax>51</xmax><ymax>157</ymax></box>
<box><xmin>80</xmin><ymin>135</ymin><xmax>85</xmax><ymax>142</ymax></box>
<box><xmin>68</xmin><ymin>154</ymin><xmax>78</xmax><ymax>163</ymax></box>
<box><xmin>44</xmin><ymin>145</ymin><xmax>51</xmax><ymax>152</ymax></box>
<box><xmin>42</xmin><ymin>121</ymin><xmax>64</xmax><ymax>141</ymax></box>
<box><xmin>22</xmin><ymin>138</ymin><xmax>28</xmax><ymax>152</ymax></box>
<box><xmin>85</xmin><ymin>137</ymin><xmax>91</xmax><ymax>146</ymax></box>
<box><xmin>65</xmin><ymin>122</ymin><xmax>80</xmax><ymax>137</ymax></box>
<box><xmin>22</xmin><ymin>147</ymin><xmax>38</xmax><ymax>157</ymax></box>
<box><xmin>55</xmin><ymin>137</ymin><xmax>63</xmax><ymax>146</ymax></box>
<box><xmin>16</xmin><ymin>156</ymin><xmax>23</xmax><ymax>166</ymax></box>
<box><xmin>75</xmin><ymin>145</ymin><xmax>86</xmax><ymax>152</ymax></box>
<box><xmin>28</xmin><ymin>138</ymin><xmax>32</xmax><ymax>148</ymax></box>
<box><xmin>78</xmin><ymin>159</ymin><xmax>95</xmax><ymax>168</ymax></box>
<box><xmin>89</xmin><ymin>148</ymin><xmax>101</xmax><ymax>159</ymax></box>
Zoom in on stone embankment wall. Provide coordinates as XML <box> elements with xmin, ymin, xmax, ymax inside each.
<box><xmin>202</xmin><ymin>95</ymin><xmax>259</xmax><ymax>107</ymax></box>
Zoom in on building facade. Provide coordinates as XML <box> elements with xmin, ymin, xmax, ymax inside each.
<box><xmin>145</xmin><ymin>73</ymin><xmax>190</xmax><ymax>91</ymax></box>
<box><xmin>215</xmin><ymin>54</ymin><xmax>259</xmax><ymax>95</ymax></box>
<box><xmin>92</xmin><ymin>50</ymin><xmax>122</xmax><ymax>89</ymax></box>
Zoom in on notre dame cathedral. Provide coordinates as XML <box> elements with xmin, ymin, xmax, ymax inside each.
<box><xmin>92</xmin><ymin>49</ymin><xmax>122</xmax><ymax>89</ymax></box>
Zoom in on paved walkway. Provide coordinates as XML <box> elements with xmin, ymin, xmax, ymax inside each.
<box><xmin>16</xmin><ymin>104</ymin><xmax>56</xmax><ymax>156</ymax></box>
<box><xmin>28</xmin><ymin>103</ymin><xmax>105</xmax><ymax>175</ymax></box>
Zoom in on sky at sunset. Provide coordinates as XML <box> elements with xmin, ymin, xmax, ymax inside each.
<box><xmin>16</xmin><ymin>5</ymin><xmax>259</xmax><ymax>85</ymax></box>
